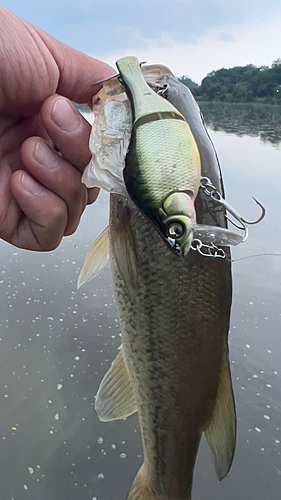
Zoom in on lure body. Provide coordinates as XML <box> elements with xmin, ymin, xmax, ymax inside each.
<box><xmin>117</xmin><ymin>56</ymin><xmax>201</xmax><ymax>255</ymax></box>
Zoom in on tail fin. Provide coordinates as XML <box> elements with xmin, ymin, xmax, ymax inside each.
<box><xmin>126</xmin><ymin>465</ymin><xmax>155</xmax><ymax>500</ymax></box>
<box><xmin>126</xmin><ymin>464</ymin><xmax>191</xmax><ymax>500</ymax></box>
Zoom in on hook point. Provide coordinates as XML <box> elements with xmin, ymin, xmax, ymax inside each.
<box><xmin>242</xmin><ymin>198</ymin><xmax>266</xmax><ymax>225</ymax></box>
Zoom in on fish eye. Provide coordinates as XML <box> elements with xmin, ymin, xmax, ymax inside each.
<box><xmin>168</xmin><ymin>222</ymin><xmax>184</xmax><ymax>239</ymax></box>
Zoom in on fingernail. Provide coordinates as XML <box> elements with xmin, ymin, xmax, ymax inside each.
<box><xmin>51</xmin><ymin>99</ymin><xmax>81</xmax><ymax>132</ymax></box>
<box><xmin>20</xmin><ymin>173</ymin><xmax>43</xmax><ymax>195</ymax></box>
<box><xmin>34</xmin><ymin>142</ymin><xmax>60</xmax><ymax>169</ymax></box>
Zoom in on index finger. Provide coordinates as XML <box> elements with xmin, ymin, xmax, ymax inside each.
<box><xmin>33</xmin><ymin>26</ymin><xmax>116</xmax><ymax>104</ymax></box>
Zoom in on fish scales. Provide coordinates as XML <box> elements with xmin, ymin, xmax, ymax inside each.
<box><xmin>129</xmin><ymin>119</ymin><xmax>200</xmax><ymax>206</ymax></box>
<box><xmin>79</xmin><ymin>62</ymin><xmax>236</xmax><ymax>499</ymax></box>
<box><xmin>109</xmin><ymin>193</ymin><xmax>232</xmax><ymax>500</ymax></box>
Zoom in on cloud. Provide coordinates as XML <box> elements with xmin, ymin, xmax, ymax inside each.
<box><xmin>4</xmin><ymin>0</ymin><xmax>281</xmax><ymax>57</ymax></box>
<box><xmin>94</xmin><ymin>15</ymin><xmax>281</xmax><ymax>84</ymax></box>
<box><xmin>71</xmin><ymin>0</ymin><xmax>281</xmax><ymax>58</ymax></box>
<box><xmin>3</xmin><ymin>1</ymin><xmax>281</xmax><ymax>84</ymax></box>
<box><xmin>219</xmin><ymin>32</ymin><xmax>236</xmax><ymax>42</ymax></box>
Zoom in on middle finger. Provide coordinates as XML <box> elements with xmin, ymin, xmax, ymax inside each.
<box><xmin>21</xmin><ymin>137</ymin><xmax>88</xmax><ymax>235</ymax></box>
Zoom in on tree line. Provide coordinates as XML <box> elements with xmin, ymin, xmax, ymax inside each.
<box><xmin>179</xmin><ymin>59</ymin><xmax>281</xmax><ymax>103</ymax></box>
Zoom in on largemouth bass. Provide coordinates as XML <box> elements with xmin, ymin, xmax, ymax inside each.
<box><xmin>79</xmin><ymin>64</ymin><xmax>236</xmax><ymax>499</ymax></box>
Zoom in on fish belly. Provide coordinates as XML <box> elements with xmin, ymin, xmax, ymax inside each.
<box><xmin>110</xmin><ymin>194</ymin><xmax>232</xmax><ymax>499</ymax></box>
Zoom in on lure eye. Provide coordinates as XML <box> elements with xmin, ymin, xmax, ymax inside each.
<box><xmin>168</xmin><ymin>222</ymin><xmax>184</xmax><ymax>239</ymax></box>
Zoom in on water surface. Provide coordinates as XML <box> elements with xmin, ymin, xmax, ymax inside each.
<box><xmin>0</xmin><ymin>103</ymin><xmax>280</xmax><ymax>499</ymax></box>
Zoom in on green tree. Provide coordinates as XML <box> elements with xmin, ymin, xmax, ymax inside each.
<box><xmin>178</xmin><ymin>75</ymin><xmax>198</xmax><ymax>90</ymax></box>
<box><xmin>189</xmin><ymin>61</ymin><xmax>281</xmax><ymax>103</ymax></box>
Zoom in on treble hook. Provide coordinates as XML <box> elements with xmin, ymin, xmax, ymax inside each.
<box><xmin>211</xmin><ymin>193</ymin><xmax>265</xmax><ymax>240</ymax></box>
<box><xmin>200</xmin><ymin>177</ymin><xmax>266</xmax><ymax>243</ymax></box>
<box><xmin>243</xmin><ymin>197</ymin><xmax>266</xmax><ymax>225</ymax></box>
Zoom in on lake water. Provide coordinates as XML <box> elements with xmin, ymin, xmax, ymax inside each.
<box><xmin>0</xmin><ymin>102</ymin><xmax>280</xmax><ymax>500</ymax></box>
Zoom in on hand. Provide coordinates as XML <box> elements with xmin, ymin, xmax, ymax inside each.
<box><xmin>0</xmin><ymin>6</ymin><xmax>115</xmax><ymax>251</ymax></box>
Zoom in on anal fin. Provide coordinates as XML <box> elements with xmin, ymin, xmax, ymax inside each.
<box><xmin>204</xmin><ymin>347</ymin><xmax>236</xmax><ymax>480</ymax></box>
<box><xmin>95</xmin><ymin>347</ymin><xmax>137</xmax><ymax>421</ymax></box>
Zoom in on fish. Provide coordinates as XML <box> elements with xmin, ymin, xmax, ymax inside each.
<box><xmin>78</xmin><ymin>62</ymin><xmax>236</xmax><ymax>499</ymax></box>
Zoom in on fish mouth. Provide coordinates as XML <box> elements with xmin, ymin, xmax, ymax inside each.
<box><xmin>166</xmin><ymin>237</ymin><xmax>181</xmax><ymax>255</ymax></box>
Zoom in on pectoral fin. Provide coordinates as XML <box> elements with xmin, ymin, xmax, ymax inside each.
<box><xmin>77</xmin><ymin>227</ymin><xmax>110</xmax><ymax>289</ymax></box>
<box><xmin>95</xmin><ymin>347</ymin><xmax>137</xmax><ymax>422</ymax></box>
<box><xmin>204</xmin><ymin>348</ymin><xmax>236</xmax><ymax>480</ymax></box>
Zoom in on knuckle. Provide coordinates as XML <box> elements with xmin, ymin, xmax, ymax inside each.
<box><xmin>69</xmin><ymin>181</ymin><xmax>87</xmax><ymax>203</ymax></box>
<box><xmin>64</xmin><ymin>187</ymin><xmax>87</xmax><ymax>236</ymax></box>
<box><xmin>64</xmin><ymin>218</ymin><xmax>80</xmax><ymax>237</ymax></box>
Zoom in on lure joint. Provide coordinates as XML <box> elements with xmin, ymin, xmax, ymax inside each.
<box><xmin>157</xmin><ymin>83</ymin><xmax>170</xmax><ymax>98</ymax></box>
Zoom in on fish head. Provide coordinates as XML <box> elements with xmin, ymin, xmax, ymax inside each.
<box><xmin>160</xmin><ymin>192</ymin><xmax>196</xmax><ymax>256</ymax></box>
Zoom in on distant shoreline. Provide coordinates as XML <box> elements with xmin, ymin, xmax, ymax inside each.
<box><xmin>196</xmin><ymin>100</ymin><xmax>281</xmax><ymax>106</ymax></box>
<box><xmin>75</xmin><ymin>100</ymin><xmax>281</xmax><ymax>111</ymax></box>
<box><xmin>179</xmin><ymin>61</ymin><xmax>281</xmax><ymax>105</ymax></box>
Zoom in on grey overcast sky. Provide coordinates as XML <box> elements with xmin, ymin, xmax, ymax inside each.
<box><xmin>2</xmin><ymin>0</ymin><xmax>281</xmax><ymax>83</ymax></box>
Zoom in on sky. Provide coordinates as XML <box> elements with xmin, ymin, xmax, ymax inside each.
<box><xmin>2</xmin><ymin>0</ymin><xmax>281</xmax><ymax>84</ymax></box>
